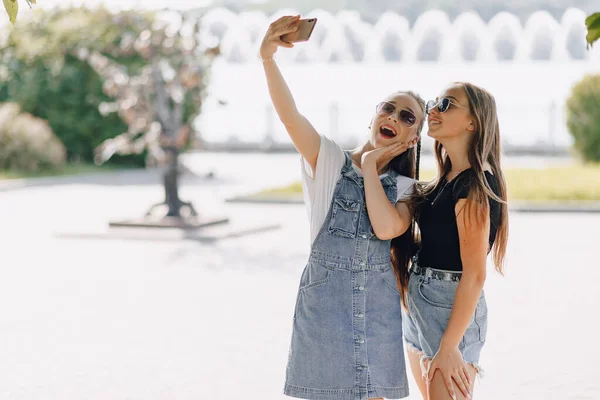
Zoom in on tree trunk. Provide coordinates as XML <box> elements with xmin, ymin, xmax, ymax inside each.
<box><xmin>163</xmin><ymin>147</ymin><xmax>181</xmax><ymax>217</ymax></box>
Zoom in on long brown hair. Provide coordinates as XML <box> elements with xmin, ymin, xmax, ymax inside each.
<box><xmin>387</xmin><ymin>91</ymin><xmax>426</xmax><ymax>305</ymax></box>
<box><xmin>416</xmin><ymin>82</ymin><xmax>509</xmax><ymax>278</ymax></box>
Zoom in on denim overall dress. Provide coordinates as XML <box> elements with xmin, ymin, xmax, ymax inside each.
<box><xmin>284</xmin><ymin>152</ymin><xmax>409</xmax><ymax>400</ymax></box>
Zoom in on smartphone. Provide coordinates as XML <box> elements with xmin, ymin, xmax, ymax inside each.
<box><xmin>281</xmin><ymin>18</ymin><xmax>317</xmax><ymax>43</ymax></box>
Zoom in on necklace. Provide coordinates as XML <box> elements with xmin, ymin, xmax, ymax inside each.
<box><xmin>430</xmin><ymin>179</ymin><xmax>452</xmax><ymax>206</ymax></box>
<box><xmin>430</xmin><ymin>168</ymin><xmax>471</xmax><ymax>206</ymax></box>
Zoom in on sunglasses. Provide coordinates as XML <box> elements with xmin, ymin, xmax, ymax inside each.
<box><xmin>376</xmin><ymin>102</ymin><xmax>417</xmax><ymax>127</ymax></box>
<box><xmin>425</xmin><ymin>98</ymin><xmax>470</xmax><ymax>115</ymax></box>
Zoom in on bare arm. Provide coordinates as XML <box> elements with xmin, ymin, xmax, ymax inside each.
<box><xmin>361</xmin><ymin>141</ymin><xmax>416</xmax><ymax>240</ymax></box>
<box><xmin>440</xmin><ymin>199</ymin><xmax>489</xmax><ymax>349</ymax></box>
<box><xmin>260</xmin><ymin>16</ymin><xmax>320</xmax><ymax>172</ymax></box>
<box><xmin>362</xmin><ymin>161</ymin><xmax>411</xmax><ymax>239</ymax></box>
<box><xmin>426</xmin><ymin>198</ymin><xmax>489</xmax><ymax>399</ymax></box>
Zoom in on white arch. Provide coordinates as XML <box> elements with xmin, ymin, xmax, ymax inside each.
<box><xmin>238</xmin><ymin>11</ymin><xmax>269</xmax><ymax>49</ymax></box>
<box><xmin>451</xmin><ymin>11</ymin><xmax>492</xmax><ymax>62</ymax></box>
<box><xmin>365</xmin><ymin>11</ymin><xmax>411</xmax><ymax>63</ymax></box>
<box><xmin>219</xmin><ymin>25</ymin><xmax>255</xmax><ymax>63</ymax></box>
<box><xmin>516</xmin><ymin>10</ymin><xmax>567</xmax><ymax>61</ymax></box>
<box><xmin>299</xmin><ymin>9</ymin><xmax>354</xmax><ymax>63</ymax></box>
<box><xmin>200</xmin><ymin>7</ymin><xmax>238</xmax><ymax>41</ymax></box>
<box><xmin>411</xmin><ymin>10</ymin><xmax>452</xmax><ymax>62</ymax></box>
<box><xmin>488</xmin><ymin>12</ymin><xmax>522</xmax><ymax>61</ymax></box>
<box><xmin>336</xmin><ymin>10</ymin><xmax>372</xmax><ymax>62</ymax></box>
<box><xmin>303</xmin><ymin>9</ymin><xmax>336</xmax><ymax>48</ymax></box>
<box><xmin>196</xmin><ymin>8</ymin><xmax>597</xmax><ymax>64</ymax></box>
<box><xmin>561</xmin><ymin>8</ymin><xmax>588</xmax><ymax>60</ymax></box>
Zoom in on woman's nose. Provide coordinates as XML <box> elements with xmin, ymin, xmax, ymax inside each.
<box><xmin>428</xmin><ymin>106</ymin><xmax>440</xmax><ymax>117</ymax></box>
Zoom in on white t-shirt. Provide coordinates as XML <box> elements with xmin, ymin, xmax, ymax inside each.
<box><xmin>301</xmin><ymin>135</ymin><xmax>416</xmax><ymax>244</ymax></box>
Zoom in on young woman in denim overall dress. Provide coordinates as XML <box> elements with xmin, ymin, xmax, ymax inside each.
<box><xmin>260</xmin><ymin>16</ymin><xmax>426</xmax><ymax>400</ymax></box>
<box><xmin>402</xmin><ymin>83</ymin><xmax>508</xmax><ymax>400</ymax></box>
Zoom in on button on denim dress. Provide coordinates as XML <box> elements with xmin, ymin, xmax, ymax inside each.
<box><xmin>284</xmin><ymin>152</ymin><xmax>409</xmax><ymax>400</ymax></box>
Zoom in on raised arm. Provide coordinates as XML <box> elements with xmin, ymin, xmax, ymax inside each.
<box><xmin>260</xmin><ymin>15</ymin><xmax>320</xmax><ymax>172</ymax></box>
<box><xmin>361</xmin><ymin>141</ymin><xmax>417</xmax><ymax>240</ymax></box>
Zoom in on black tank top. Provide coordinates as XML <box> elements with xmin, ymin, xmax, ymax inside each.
<box><xmin>416</xmin><ymin>169</ymin><xmax>501</xmax><ymax>272</ymax></box>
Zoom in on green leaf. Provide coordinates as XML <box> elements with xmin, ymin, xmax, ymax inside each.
<box><xmin>3</xmin><ymin>0</ymin><xmax>18</xmax><ymax>24</ymax></box>
<box><xmin>585</xmin><ymin>12</ymin><xmax>600</xmax><ymax>48</ymax></box>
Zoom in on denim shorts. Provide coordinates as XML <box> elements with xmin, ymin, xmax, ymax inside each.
<box><xmin>402</xmin><ymin>264</ymin><xmax>488</xmax><ymax>377</ymax></box>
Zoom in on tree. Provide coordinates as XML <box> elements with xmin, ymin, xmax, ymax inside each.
<box><xmin>2</xmin><ymin>6</ymin><xmax>227</xmax><ymax>228</ymax></box>
<box><xmin>566</xmin><ymin>74</ymin><xmax>600</xmax><ymax>162</ymax></box>
<box><xmin>586</xmin><ymin>13</ymin><xmax>600</xmax><ymax>47</ymax></box>
<box><xmin>0</xmin><ymin>7</ymin><xmax>157</xmax><ymax>167</ymax></box>
<box><xmin>2</xmin><ymin>0</ymin><xmax>34</xmax><ymax>24</ymax></box>
<box><xmin>76</xmin><ymin>10</ymin><xmax>227</xmax><ymax>228</ymax></box>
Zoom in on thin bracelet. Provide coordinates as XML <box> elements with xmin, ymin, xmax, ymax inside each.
<box><xmin>260</xmin><ymin>56</ymin><xmax>275</xmax><ymax>63</ymax></box>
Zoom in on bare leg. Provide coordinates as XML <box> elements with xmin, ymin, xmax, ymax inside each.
<box><xmin>427</xmin><ymin>364</ymin><xmax>478</xmax><ymax>400</ymax></box>
<box><xmin>407</xmin><ymin>349</ymin><xmax>428</xmax><ymax>399</ymax></box>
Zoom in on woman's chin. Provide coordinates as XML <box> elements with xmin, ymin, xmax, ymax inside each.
<box><xmin>427</xmin><ymin>130</ymin><xmax>445</xmax><ymax>141</ymax></box>
<box><xmin>374</xmin><ymin>134</ymin><xmax>400</xmax><ymax>147</ymax></box>
<box><xmin>371</xmin><ymin>136</ymin><xmax>387</xmax><ymax>148</ymax></box>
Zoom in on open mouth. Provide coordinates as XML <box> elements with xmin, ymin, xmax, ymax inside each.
<box><xmin>379</xmin><ymin>125</ymin><xmax>397</xmax><ymax>138</ymax></box>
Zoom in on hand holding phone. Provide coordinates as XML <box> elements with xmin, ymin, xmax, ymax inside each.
<box><xmin>280</xmin><ymin>18</ymin><xmax>317</xmax><ymax>43</ymax></box>
<box><xmin>260</xmin><ymin>16</ymin><xmax>317</xmax><ymax>60</ymax></box>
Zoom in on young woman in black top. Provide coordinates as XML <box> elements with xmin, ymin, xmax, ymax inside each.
<box><xmin>398</xmin><ymin>82</ymin><xmax>508</xmax><ymax>400</ymax></box>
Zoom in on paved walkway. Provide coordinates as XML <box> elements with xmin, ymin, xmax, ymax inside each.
<box><xmin>0</xmin><ymin>152</ymin><xmax>598</xmax><ymax>399</ymax></box>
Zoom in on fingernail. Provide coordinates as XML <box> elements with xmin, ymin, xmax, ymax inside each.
<box><xmin>452</xmin><ymin>395</ymin><xmax>457</xmax><ymax>400</ymax></box>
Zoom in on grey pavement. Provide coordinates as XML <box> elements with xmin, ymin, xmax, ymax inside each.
<box><xmin>0</xmin><ymin>152</ymin><xmax>599</xmax><ymax>399</ymax></box>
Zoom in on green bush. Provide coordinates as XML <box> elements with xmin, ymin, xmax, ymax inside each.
<box><xmin>0</xmin><ymin>55</ymin><xmax>145</xmax><ymax>166</ymax></box>
<box><xmin>0</xmin><ymin>8</ymin><xmax>157</xmax><ymax>167</ymax></box>
<box><xmin>0</xmin><ymin>102</ymin><xmax>66</xmax><ymax>171</ymax></box>
<box><xmin>566</xmin><ymin>74</ymin><xmax>600</xmax><ymax>162</ymax></box>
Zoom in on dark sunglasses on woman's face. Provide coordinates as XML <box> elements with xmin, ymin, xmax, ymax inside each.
<box><xmin>376</xmin><ymin>102</ymin><xmax>417</xmax><ymax>127</ymax></box>
<box><xmin>425</xmin><ymin>98</ymin><xmax>470</xmax><ymax>115</ymax></box>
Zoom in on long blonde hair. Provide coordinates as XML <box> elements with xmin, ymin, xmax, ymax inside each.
<box><xmin>424</xmin><ymin>82</ymin><xmax>509</xmax><ymax>273</ymax></box>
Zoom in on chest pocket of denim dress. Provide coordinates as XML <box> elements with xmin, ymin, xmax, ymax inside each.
<box><xmin>328</xmin><ymin>198</ymin><xmax>360</xmax><ymax>238</ymax></box>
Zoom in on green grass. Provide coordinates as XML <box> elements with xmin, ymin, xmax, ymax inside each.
<box><xmin>503</xmin><ymin>165</ymin><xmax>600</xmax><ymax>202</ymax></box>
<box><xmin>256</xmin><ymin>182</ymin><xmax>304</xmax><ymax>197</ymax></box>
<box><xmin>0</xmin><ymin>163</ymin><xmax>128</xmax><ymax>180</ymax></box>
<box><xmin>252</xmin><ymin>164</ymin><xmax>600</xmax><ymax>202</ymax></box>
